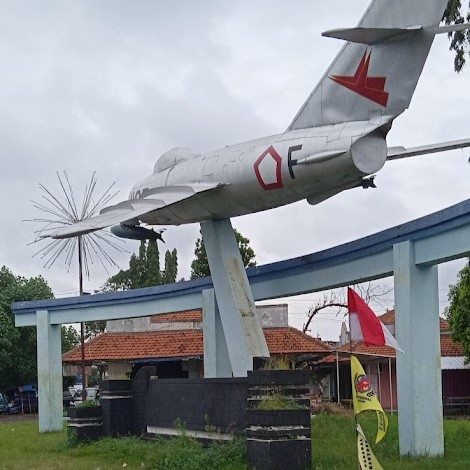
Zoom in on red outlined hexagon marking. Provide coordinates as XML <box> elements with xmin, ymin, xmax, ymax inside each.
<box><xmin>254</xmin><ymin>145</ymin><xmax>283</xmax><ymax>191</ymax></box>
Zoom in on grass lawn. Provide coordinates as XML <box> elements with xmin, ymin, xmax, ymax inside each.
<box><xmin>313</xmin><ymin>412</ymin><xmax>470</xmax><ymax>469</ymax></box>
<box><xmin>0</xmin><ymin>413</ymin><xmax>469</xmax><ymax>469</ymax></box>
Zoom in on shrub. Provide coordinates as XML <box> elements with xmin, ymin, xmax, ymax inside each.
<box><xmin>77</xmin><ymin>399</ymin><xmax>99</xmax><ymax>408</ymax></box>
<box><xmin>261</xmin><ymin>356</ymin><xmax>293</xmax><ymax>370</ymax></box>
<box><xmin>257</xmin><ymin>392</ymin><xmax>307</xmax><ymax>410</ymax></box>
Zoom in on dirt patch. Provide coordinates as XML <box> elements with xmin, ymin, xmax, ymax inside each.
<box><xmin>0</xmin><ymin>414</ymin><xmax>38</xmax><ymax>424</ymax></box>
<box><xmin>312</xmin><ymin>402</ymin><xmax>354</xmax><ymax>417</ymax></box>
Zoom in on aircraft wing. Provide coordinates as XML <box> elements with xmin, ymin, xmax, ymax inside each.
<box><xmin>387</xmin><ymin>138</ymin><xmax>470</xmax><ymax>161</ymax></box>
<box><xmin>47</xmin><ymin>183</ymin><xmax>220</xmax><ymax>239</ymax></box>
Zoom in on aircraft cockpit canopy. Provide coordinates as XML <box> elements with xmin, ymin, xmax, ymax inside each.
<box><xmin>154</xmin><ymin>147</ymin><xmax>201</xmax><ymax>173</ymax></box>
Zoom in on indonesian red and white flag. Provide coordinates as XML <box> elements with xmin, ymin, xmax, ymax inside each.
<box><xmin>348</xmin><ymin>287</ymin><xmax>403</xmax><ymax>352</ymax></box>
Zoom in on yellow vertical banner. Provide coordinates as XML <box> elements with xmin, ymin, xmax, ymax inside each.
<box><xmin>357</xmin><ymin>424</ymin><xmax>384</xmax><ymax>470</ymax></box>
<box><xmin>351</xmin><ymin>355</ymin><xmax>388</xmax><ymax>443</ymax></box>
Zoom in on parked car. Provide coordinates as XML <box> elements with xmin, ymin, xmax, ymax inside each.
<box><xmin>0</xmin><ymin>392</ymin><xmax>21</xmax><ymax>415</ymax></box>
<box><xmin>63</xmin><ymin>390</ymin><xmax>74</xmax><ymax>408</ymax></box>
<box><xmin>7</xmin><ymin>385</ymin><xmax>38</xmax><ymax>414</ymax></box>
<box><xmin>0</xmin><ymin>393</ymin><xmax>9</xmax><ymax>414</ymax></box>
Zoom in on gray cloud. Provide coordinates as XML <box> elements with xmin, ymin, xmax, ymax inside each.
<box><xmin>1</xmin><ymin>1</ymin><xmax>468</xmax><ymax>339</ymax></box>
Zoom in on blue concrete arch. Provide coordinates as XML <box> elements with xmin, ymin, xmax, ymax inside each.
<box><xmin>12</xmin><ymin>198</ymin><xmax>470</xmax><ymax>456</ymax></box>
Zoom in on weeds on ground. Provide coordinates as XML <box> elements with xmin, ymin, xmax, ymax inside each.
<box><xmin>64</xmin><ymin>429</ymin><xmax>80</xmax><ymax>449</ymax></box>
<box><xmin>146</xmin><ymin>434</ymin><xmax>246</xmax><ymax>470</ymax></box>
<box><xmin>65</xmin><ymin>421</ymin><xmax>246</xmax><ymax>470</ymax></box>
<box><xmin>257</xmin><ymin>391</ymin><xmax>307</xmax><ymax>410</ymax></box>
<box><xmin>261</xmin><ymin>356</ymin><xmax>293</xmax><ymax>370</ymax></box>
<box><xmin>76</xmin><ymin>399</ymin><xmax>99</xmax><ymax>408</ymax></box>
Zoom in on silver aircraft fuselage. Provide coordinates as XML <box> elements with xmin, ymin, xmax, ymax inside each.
<box><xmin>130</xmin><ymin>120</ymin><xmax>387</xmax><ymax>226</ymax></box>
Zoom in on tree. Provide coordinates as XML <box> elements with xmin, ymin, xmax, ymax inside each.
<box><xmin>61</xmin><ymin>325</ymin><xmax>80</xmax><ymax>353</ymax></box>
<box><xmin>162</xmin><ymin>249</ymin><xmax>178</xmax><ymax>284</ymax></box>
<box><xmin>190</xmin><ymin>229</ymin><xmax>256</xmax><ymax>279</ymax></box>
<box><xmin>302</xmin><ymin>283</ymin><xmax>392</xmax><ymax>334</ymax></box>
<box><xmin>446</xmin><ymin>259</ymin><xmax>470</xmax><ymax>362</ymax></box>
<box><xmin>443</xmin><ymin>0</ymin><xmax>470</xmax><ymax>72</ymax></box>
<box><xmin>84</xmin><ymin>320</ymin><xmax>106</xmax><ymax>339</ymax></box>
<box><xmin>60</xmin><ymin>325</ymin><xmax>81</xmax><ymax>390</ymax></box>
<box><xmin>104</xmin><ymin>240</ymin><xmax>178</xmax><ymax>291</ymax></box>
<box><xmin>145</xmin><ymin>239</ymin><xmax>160</xmax><ymax>286</ymax></box>
<box><xmin>0</xmin><ymin>266</ymin><xmax>53</xmax><ymax>391</ymax></box>
<box><xmin>95</xmin><ymin>240</ymin><xmax>177</xmax><ymax>336</ymax></box>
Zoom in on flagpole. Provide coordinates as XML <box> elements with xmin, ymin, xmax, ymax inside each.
<box><xmin>377</xmin><ymin>361</ymin><xmax>382</xmax><ymax>403</ymax></box>
<box><xmin>389</xmin><ymin>358</ymin><xmax>393</xmax><ymax>416</ymax></box>
<box><xmin>348</xmin><ymin>287</ymin><xmax>389</xmax><ymax>469</ymax></box>
<box><xmin>348</xmin><ymin>301</ymin><xmax>359</xmax><ymax>421</ymax></box>
<box><xmin>348</xmin><ymin>300</ymin><xmax>361</xmax><ymax>470</ymax></box>
<box><xmin>336</xmin><ymin>351</ymin><xmax>340</xmax><ymax>404</ymax></box>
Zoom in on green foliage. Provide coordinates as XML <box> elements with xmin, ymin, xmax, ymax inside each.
<box><xmin>61</xmin><ymin>326</ymin><xmax>81</xmax><ymax>390</ymax></box>
<box><xmin>104</xmin><ymin>240</ymin><xmax>178</xmax><ymax>291</ymax></box>
<box><xmin>87</xmin><ymin>366</ymin><xmax>103</xmax><ymax>387</ymax></box>
<box><xmin>257</xmin><ymin>392</ymin><xmax>307</xmax><ymax>410</ymax></box>
<box><xmin>0</xmin><ymin>266</ymin><xmax>53</xmax><ymax>391</ymax></box>
<box><xmin>4</xmin><ymin>416</ymin><xmax>470</xmax><ymax>469</ymax></box>
<box><xmin>190</xmin><ymin>229</ymin><xmax>256</xmax><ymax>279</ymax></box>
<box><xmin>65</xmin><ymin>429</ymin><xmax>80</xmax><ymax>449</ymax></box>
<box><xmin>190</xmin><ymin>237</ymin><xmax>209</xmax><ymax>280</ymax></box>
<box><xmin>442</xmin><ymin>0</ymin><xmax>470</xmax><ymax>72</ymax></box>
<box><xmin>84</xmin><ymin>320</ymin><xmax>106</xmax><ymax>339</ymax></box>
<box><xmin>147</xmin><ymin>435</ymin><xmax>246</xmax><ymax>470</ymax></box>
<box><xmin>163</xmin><ymin>248</ymin><xmax>178</xmax><ymax>284</ymax></box>
<box><xmin>146</xmin><ymin>239</ymin><xmax>161</xmax><ymax>286</ymax></box>
<box><xmin>313</xmin><ymin>412</ymin><xmax>470</xmax><ymax>469</ymax></box>
<box><xmin>65</xmin><ymin>428</ymin><xmax>247</xmax><ymax>470</ymax></box>
<box><xmin>77</xmin><ymin>399</ymin><xmax>99</xmax><ymax>408</ymax></box>
<box><xmin>104</xmin><ymin>265</ymin><xmax>133</xmax><ymax>291</ymax></box>
<box><xmin>173</xmin><ymin>417</ymin><xmax>187</xmax><ymax>436</ymax></box>
<box><xmin>446</xmin><ymin>259</ymin><xmax>470</xmax><ymax>362</ymax></box>
<box><xmin>204</xmin><ymin>414</ymin><xmax>218</xmax><ymax>433</ymax></box>
<box><xmin>262</xmin><ymin>355</ymin><xmax>293</xmax><ymax>370</ymax></box>
<box><xmin>61</xmin><ymin>325</ymin><xmax>80</xmax><ymax>353</ymax></box>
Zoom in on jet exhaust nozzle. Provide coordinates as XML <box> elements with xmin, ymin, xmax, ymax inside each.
<box><xmin>111</xmin><ymin>224</ymin><xmax>164</xmax><ymax>242</ymax></box>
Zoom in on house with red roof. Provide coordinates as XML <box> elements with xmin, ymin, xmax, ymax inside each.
<box><xmin>319</xmin><ymin>310</ymin><xmax>469</xmax><ymax>411</ymax></box>
<box><xmin>62</xmin><ymin>304</ymin><xmax>332</xmax><ymax>385</ymax></box>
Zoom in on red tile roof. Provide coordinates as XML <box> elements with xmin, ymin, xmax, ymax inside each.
<box><xmin>62</xmin><ymin>330</ymin><xmax>203</xmax><ymax>362</ymax></box>
<box><xmin>62</xmin><ymin>327</ymin><xmax>331</xmax><ymax>363</ymax></box>
<box><xmin>340</xmin><ymin>341</ymin><xmax>396</xmax><ymax>357</ymax></box>
<box><xmin>263</xmin><ymin>328</ymin><xmax>332</xmax><ymax>354</ymax></box>
<box><xmin>150</xmin><ymin>310</ymin><xmax>202</xmax><ymax>323</ymax></box>
<box><xmin>320</xmin><ymin>334</ymin><xmax>464</xmax><ymax>364</ymax></box>
<box><xmin>440</xmin><ymin>318</ymin><xmax>450</xmax><ymax>331</ymax></box>
<box><xmin>440</xmin><ymin>335</ymin><xmax>464</xmax><ymax>357</ymax></box>
<box><xmin>320</xmin><ymin>341</ymin><xmax>396</xmax><ymax>364</ymax></box>
<box><xmin>378</xmin><ymin>309</ymin><xmax>450</xmax><ymax>331</ymax></box>
<box><xmin>378</xmin><ymin>310</ymin><xmax>395</xmax><ymax>325</ymax></box>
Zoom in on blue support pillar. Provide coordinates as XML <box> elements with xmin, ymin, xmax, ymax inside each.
<box><xmin>200</xmin><ymin>219</ymin><xmax>269</xmax><ymax>376</ymax></box>
<box><xmin>36</xmin><ymin>309</ymin><xmax>63</xmax><ymax>432</ymax></box>
<box><xmin>202</xmin><ymin>289</ymin><xmax>232</xmax><ymax>377</ymax></box>
<box><xmin>393</xmin><ymin>241</ymin><xmax>443</xmax><ymax>456</ymax></box>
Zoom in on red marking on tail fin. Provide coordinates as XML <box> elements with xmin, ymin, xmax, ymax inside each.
<box><xmin>330</xmin><ymin>51</ymin><xmax>389</xmax><ymax>107</ymax></box>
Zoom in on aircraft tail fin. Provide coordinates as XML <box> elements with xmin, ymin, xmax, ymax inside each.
<box><xmin>287</xmin><ymin>0</ymin><xmax>450</xmax><ymax>131</ymax></box>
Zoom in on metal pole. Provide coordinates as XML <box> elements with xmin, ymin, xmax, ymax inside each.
<box><xmin>389</xmin><ymin>357</ymin><xmax>394</xmax><ymax>415</ymax></box>
<box><xmin>78</xmin><ymin>236</ymin><xmax>87</xmax><ymax>401</ymax></box>
<box><xmin>336</xmin><ymin>351</ymin><xmax>340</xmax><ymax>404</ymax></box>
<box><xmin>348</xmin><ymin>311</ymin><xmax>358</xmax><ymax>431</ymax></box>
<box><xmin>377</xmin><ymin>360</ymin><xmax>382</xmax><ymax>403</ymax></box>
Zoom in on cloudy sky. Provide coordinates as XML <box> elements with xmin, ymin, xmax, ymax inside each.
<box><xmin>1</xmin><ymin>1</ymin><xmax>469</xmax><ymax>340</ymax></box>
